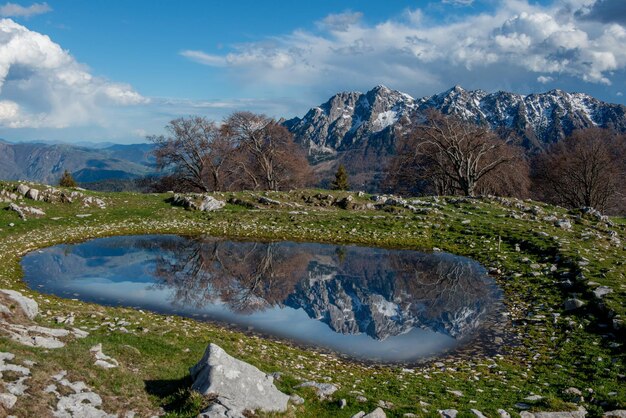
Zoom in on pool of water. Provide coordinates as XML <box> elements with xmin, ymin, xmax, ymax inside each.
<box><xmin>21</xmin><ymin>235</ymin><xmax>503</xmax><ymax>362</ymax></box>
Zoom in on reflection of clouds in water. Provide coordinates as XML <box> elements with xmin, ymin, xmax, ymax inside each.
<box><xmin>21</xmin><ymin>235</ymin><xmax>502</xmax><ymax>362</ymax></box>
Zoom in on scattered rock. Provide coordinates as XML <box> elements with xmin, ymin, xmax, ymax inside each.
<box><xmin>439</xmin><ymin>409</ymin><xmax>458</xmax><ymax>418</ymax></box>
<box><xmin>25</xmin><ymin>188</ymin><xmax>39</xmax><ymax>201</ymax></box>
<box><xmin>520</xmin><ymin>408</ymin><xmax>587</xmax><ymax>418</ymax></box>
<box><xmin>49</xmin><ymin>370</ymin><xmax>116</xmax><ymax>417</ymax></box>
<box><xmin>564</xmin><ymin>299</ymin><xmax>585</xmax><ymax>311</ymax></box>
<box><xmin>83</xmin><ymin>196</ymin><xmax>107</xmax><ymax>209</ymax></box>
<box><xmin>336</xmin><ymin>195</ymin><xmax>354</xmax><ymax>210</ymax></box>
<box><xmin>498</xmin><ymin>409</ymin><xmax>511</xmax><ymax>418</ymax></box>
<box><xmin>190</xmin><ymin>343</ymin><xmax>289</xmax><ymax>416</ymax></box>
<box><xmin>447</xmin><ymin>390</ymin><xmax>463</xmax><ymax>397</ymax></box>
<box><xmin>199</xmin><ymin>195</ymin><xmax>226</xmax><ymax>211</ymax></box>
<box><xmin>90</xmin><ymin>344</ymin><xmax>119</xmax><ymax>368</ymax></box>
<box><xmin>604</xmin><ymin>411</ymin><xmax>626</xmax><ymax>418</ymax></box>
<box><xmin>16</xmin><ymin>184</ymin><xmax>30</xmax><ymax>196</ymax></box>
<box><xmin>171</xmin><ymin>194</ymin><xmax>225</xmax><ymax>212</ymax></box>
<box><xmin>0</xmin><ymin>289</ymin><xmax>39</xmax><ymax>319</ymax></box>
<box><xmin>593</xmin><ymin>286</ymin><xmax>612</xmax><ymax>299</ymax></box>
<box><xmin>340</xmin><ymin>399</ymin><xmax>347</xmax><ymax>409</ymax></box>
<box><xmin>0</xmin><ymin>393</ymin><xmax>17</xmax><ymax>409</ymax></box>
<box><xmin>364</xmin><ymin>408</ymin><xmax>387</xmax><ymax>418</ymax></box>
<box><xmin>295</xmin><ymin>381</ymin><xmax>338</xmax><ymax>399</ymax></box>
<box><xmin>289</xmin><ymin>394</ymin><xmax>304</xmax><ymax>405</ymax></box>
<box><xmin>7</xmin><ymin>203</ymin><xmax>26</xmax><ymax>220</ymax></box>
<box><xmin>472</xmin><ymin>409</ymin><xmax>488</xmax><ymax>418</ymax></box>
<box><xmin>258</xmin><ymin>196</ymin><xmax>282</xmax><ymax>206</ymax></box>
<box><xmin>564</xmin><ymin>387</ymin><xmax>584</xmax><ymax>402</ymax></box>
<box><xmin>555</xmin><ymin>219</ymin><xmax>572</xmax><ymax>229</ymax></box>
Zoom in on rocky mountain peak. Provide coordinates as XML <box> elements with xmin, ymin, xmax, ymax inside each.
<box><xmin>286</xmin><ymin>85</ymin><xmax>626</xmax><ymax>160</ymax></box>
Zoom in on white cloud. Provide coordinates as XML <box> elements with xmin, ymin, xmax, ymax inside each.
<box><xmin>442</xmin><ymin>0</ymin><xmax>475</xmax><ymax>5</ymax></box>
<box><xmin>181</xmin><ymin>0</ymin><xmax>626</xmax><ymax>96</ymax></box>
<box><xmin>0</xmin><ymin>18</ymin><xmax>147</xmax><ymax>129</ymax></box>
<box><xmin>316</xmin><ymin>11</ymin><xmax>363</xmax><ymax>32</ymax></box>
<box><xmin>0</xmin><ymin>2</ymin><xmax>51</xmax><ymax>18</ymax></box>
<box><xmin>537</xmin><ymin>75</ymin><xmax>554</xmax><ymax>83</ymax></box>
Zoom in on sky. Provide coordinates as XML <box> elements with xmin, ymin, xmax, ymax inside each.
<box><xmin>0</xmin><ymin>0</ymin><xmax>625</xmax><ymax>144</ymax></box>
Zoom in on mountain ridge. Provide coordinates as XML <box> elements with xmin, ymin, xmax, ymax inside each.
<box><xmin>285</xmin><ymin>84</ymin><xmax>626</xmax><ymax>157</ymax></box>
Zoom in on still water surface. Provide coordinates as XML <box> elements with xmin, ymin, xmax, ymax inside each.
<box><xmin>21</xmin><ymin>235</ymin><xmax>502</xmax><ymax>362</ymax></box>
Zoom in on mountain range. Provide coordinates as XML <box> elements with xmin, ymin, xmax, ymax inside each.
<box><xmin>1</xmin><ymin>85</ymin><xmax>625</xmax><ymax>186</ymax></box>
<box><xmin>285</xmin><ymin>85</ymin><xmax>626</xmax><ymax>160</ymax></box>
<box><xmin>0</xmin><ymin>140</ymin><xmax>154</xmax><ymax>185</ymax></box>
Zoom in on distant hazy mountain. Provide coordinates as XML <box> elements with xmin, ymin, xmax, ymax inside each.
<box><xmin>0</xmin><ymin>140</ymin><xmax>155</xmax><ymax>184</ymax></box>
<box><xmin>285</xmin><ymin>85</ymin><xmax>626</xmax><ymax>158</ymax></box>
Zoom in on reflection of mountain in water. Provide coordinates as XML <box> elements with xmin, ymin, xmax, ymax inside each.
<box><xmin>23</xmin><ymin>235</ymin><xmax>500</xmax><ymax>341</ymax></box>
<box><xmin>286</xmin><ymin>253</ymin><xmax>496</xmax><ymax>340</ymax></box>
<box><xmin>146</xmin><ymin>237</ymin><xmax>500</xmax><ymax>341</ymax></box>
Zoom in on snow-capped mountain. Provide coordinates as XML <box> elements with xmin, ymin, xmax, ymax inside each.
<box><xmin>284</xmin><ymin>85</ymin><xmax>415</xmax><ymax>162</ymax></box>
<box><xmin>284</xmin><ymin>85</ymin><xmax>626</xmax><ymax>157</ymax></box>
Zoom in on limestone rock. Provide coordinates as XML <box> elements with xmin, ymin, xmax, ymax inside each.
<box><xmin>199</xmin><ymin>195</ymin><xmax>226</xmax><ymax>211</ymax></box>
<box><xmin>190</xmin><ymin>343</ymin><xmax>289</xmax><ymax>416</ymax></box>
<box><xmin>604</xmin><ymin>411</ymin><xmax>626</xmax><ymax>418</ymax></box>
<box><xmin>439</xmin><ymin>409</ymin><xmax>458</xmax><ymax>418</ymax></box>
<box><xmin>0</xmin><ymin>289</ymin><xmax>38</xmax><ymax>319</ymax></box>
<box><xmin>521</xmin><ymin>408</ymin><xmax>587</xmax><ymax>418</ymax></box>
<box><xmin>555</xmin><ymin>219</ymin><xmax>572</xmax><ymax>229</ymax></box>
<box><xmin>25</xmin><ymin>188</ymin><xmax>39</xmax><ymax>201</ymax></box>
<box><xmin>0</xmin><ymin>393</ymin><xmax>17</xmax><ymax>409</ymax></box>
<box><xmin>472</xmin><ymin>410</ymin><xmax>488</xmax><ymax>418</ymax></box>
<box><xmin>7</xmin><ymin>203</ymin><xmax>26</xmax><ymax>220</ymax></box>
<box><xmin>16</xmin><ymin>184</ymin><xmax>30</xmax><ymax>196</ymax></box>
<box><xmin>564</xmin><ymin>299</ymin><xmax>585</xmax><ymax>311</ymax></box>
<box><xmin>90</xmin><ymin>344</ymin><xmax>119</xmax><ymax>368</ymax></box>
<box><xmin>295</xmin><ymin>381</ymin><xmax>338</xmax><ymax>399</ymax></box>
<box><xmin>363</xmin><ymin>408</ymin><xmax>387</xmax><ymax>418</ymax></box>
<box><xmin>593</xmin><ymin>286</ymin><xmax>612</xmax><ymax>299</ymax></box>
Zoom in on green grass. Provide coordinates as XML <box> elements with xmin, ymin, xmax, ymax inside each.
<box><xmin>0</xmin><ymin>182</ymin><xmax>624</xmax><ymax>417</ymax></box>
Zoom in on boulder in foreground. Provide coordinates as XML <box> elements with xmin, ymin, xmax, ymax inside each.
<box><xmin>190</xmin><ymin>343</ymin><xmax>289</xmax><ymax>417</ymax></box>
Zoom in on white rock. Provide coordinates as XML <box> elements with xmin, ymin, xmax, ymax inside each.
<box><xmin>296</xmin><ymin>381</ymin><xmax>338</xmax><ymax>399</ymax></box>
<box><xmin>472</xmin><ymin>409</ymin><xmax>488</xmax><ymax>418</ymax></box>
<box><xmin>0</xmin><ymin>290</ymin><xmax>39</xmax><ymax>319</ymax></box>
<box><xmin>364</xmin><ymin>408</ymin><xmax>387</xmax><ymax>418</ymax></box>
<box><xmin>190</xmin><ymin>343</ymin><xmax>289</xmax><ymax>416</ymax></box>
<box><xmin>90</xmin><ymin>344</ymin><xmax>119</xmax><ymax>368</ymax></box>
<box><xmin>16</xmin><ymin>184</ymin><xmax>29</xmax><ymax>196</ymax></box>
<box><xmin>25</xmin><ymin>188</ymin><xmax>39</xmax><ymax>201</ymax></box>
<box><xmin>0</xmin><ymin>393</ymin><xmax>17</xmax><ymax>409</ymax></box>
<box><xmin>199</xmin><ymin>195</ymin><xmax>226</xmax><ymax>211</ymax></box>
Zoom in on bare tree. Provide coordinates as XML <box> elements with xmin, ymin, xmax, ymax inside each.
<box><xmin>223</xmin><ymin>111</ymin><xmax>311</xmax><ymax>191</ymax></box>
<box><xmin>149</xmin><ymin>116</ymin><xmax>234</xmax><ymax>192</ymax></box>
<box><xmin>532</xmin><ymin>128</ymin><xmax>626</xmax><ymax>212</ymax></box>
<box><xmin>386</xmin><ymin>111</ymin><xmax>528</xmax><ymax>197</ymax></box>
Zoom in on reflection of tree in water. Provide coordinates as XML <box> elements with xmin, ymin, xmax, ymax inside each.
<box><xmin>147</xmin><ymin>237</ymin><xmax>500</xmax><ymax>339</ymax></box>
<box><xmin>149</xmin><ymin>237</ymin><xmax>310</xmax><ymax>314</ymax></box>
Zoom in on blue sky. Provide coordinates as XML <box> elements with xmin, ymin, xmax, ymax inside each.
<box><xmin>0</xmin><ymin>0</ymin><xmax>624</xmax><ymax>143</ymax></box>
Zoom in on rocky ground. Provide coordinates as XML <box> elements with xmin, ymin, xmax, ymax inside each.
<box><xmin>0</xmin><ymin>181</ymin><xmax>624</xmax><ymax>417</ymax></box>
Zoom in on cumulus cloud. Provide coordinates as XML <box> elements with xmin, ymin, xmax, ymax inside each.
<box><xmin>0</xmin><ymin>18</ymin><xmax>147</xmax><ymax>128</ymax></box>
<box><xmin>181</xmin><ymin>0</ymin><xmax>626</xmax><ymax>97</ymax></box>
<box><xmin>0</xmin><ymin>2</ymin><xmax>51</xmax><ymax>18</ymax></box>
<box><xmin>575</xmin><ymin>0</ymin><xmax>626</xmax><ymax>25</ymax></box>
